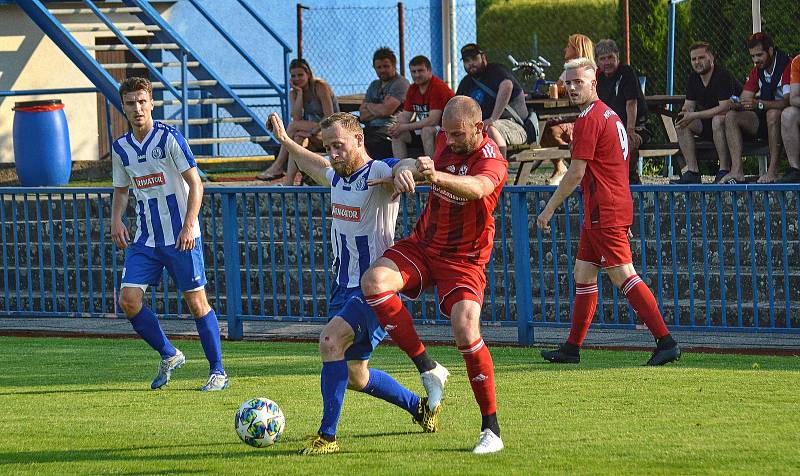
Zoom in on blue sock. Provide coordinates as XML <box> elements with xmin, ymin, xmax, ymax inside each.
<box><xmin>194</xmin><ymin>309</ymin><xmax>224</xmax><ymax>375</ymax></box>
<box><xmin>362</xmin><ymin>368</ymin><xmax>420</xmax><ymax>417</ymax></box>
<box><xmin>129</xmin><ymin>306</ymin><xmax>176</xmax><ymax>359</ymax></box>
<box><xmin>319</xmin><ymin>359</ymin><xmax>348</xmax><ymax>438</ymax></box>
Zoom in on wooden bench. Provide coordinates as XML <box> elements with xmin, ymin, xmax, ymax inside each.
<box><xmin>640</xmin><ymin>140</ymin><xmax>769</xmax><ymax>176</ymax></box>
<box><xmin>506</xmin><ymin>144</ymin><xmax>571</xmax><ymax>185</ymax></box>
<box><xmin>645</xmin><ymin>105</ymin><xmax>769</xmax><ymax>176</ymax></box>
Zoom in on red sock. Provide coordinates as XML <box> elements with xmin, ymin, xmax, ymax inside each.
<box><xmin>459</xmin><ymin>338</ymin><xmax>496</xmax><ymax>416</ymax></box>
<box><xmin>622</xmin><ymin>275</ymin><xmax>669</xmax><ymax>338</ymax></box>
<box><xmin>365</xmin><ymin>291</ymin><xmax>425</xmax><ymax>358</ymax></box>
<box><xmin>566</xmin><ymin>282</ymin><xmax>598</xmax><ymax>346</ymax></box>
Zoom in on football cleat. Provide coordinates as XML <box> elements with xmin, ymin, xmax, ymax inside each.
<box><xmin>200</xmin><ymin>372</ymin><xmax>229</xmax><ymax>391</ymax></box>
<box><xmin>473</xmin><ymin>429</ymin><xmax>504</xmax><ymax>454</ymax></box>
<box><xmin>151</xmin><ymin>350</ymin><xmax>185</xmax><ymax>389</ymax></box>
<box><xmin>540</xmin><ymin>344</ymin><xmax>580</xmax><ymax>364</ymax></box>
<box><xmin>298</xmin><ymin>435</ymin><xmax>340</xmax><ymax>455</ymax></box>
<box><xmin>420</xmin><ymin>362</ymin><xmax>449</xmax><ymax>410</ymax></box>
<box><xmin>413</xmin><ymin>397</ymin><xmax>442</xmax><ymax>433</ymax></box>
<box><xmin>646</xmin><ymin>345</ymin><xmax>682</xmax><ymax>366</ymax></box>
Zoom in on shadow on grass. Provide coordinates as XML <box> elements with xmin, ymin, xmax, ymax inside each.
<box><xmin>517</xmin><ymin>348</ymin><xmax>800</xmax><ymax>372</ymax></box>
<box><xmin>0</xmin><ymin>442</ymin><xmax>299</xmax><ymax>466</ymax></box>
<box><xmin>0</xmin><ymin>387</ymin><xmax>152</xmax><ymax>396</ymax></box>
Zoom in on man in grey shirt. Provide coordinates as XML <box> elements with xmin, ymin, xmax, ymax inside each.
<box><xmin>359</xmin><ymin>47</ymin><xmax>410</xmax><ymax>159</ymax></box>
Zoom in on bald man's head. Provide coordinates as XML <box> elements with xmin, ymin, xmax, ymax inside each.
<box><xmin>443</xmin><ymin>95</ymin><xmax>482</xmax><ymax>125</ymax></box>
<box><xmin>441</xmin><ymin>95</ymin><xmax>484</xmax><ymax>155</ymax></box>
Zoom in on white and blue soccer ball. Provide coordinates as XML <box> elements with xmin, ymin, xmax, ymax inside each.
<box><xmin>235</xmin><ymin>397</ymin><xmax>285</xmax><ymax>448</ymax></box>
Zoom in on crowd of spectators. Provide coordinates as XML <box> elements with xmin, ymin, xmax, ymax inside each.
<box><xmin>261</xmin><ymin>32</ymin><xmax>800</xmax><ymax>185</ymax></box>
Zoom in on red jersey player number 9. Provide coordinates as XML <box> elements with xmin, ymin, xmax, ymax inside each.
<box><xmin>614</xmin><ymin>121</ymin><xmax>629</xmax><ymax>161</ymax></box>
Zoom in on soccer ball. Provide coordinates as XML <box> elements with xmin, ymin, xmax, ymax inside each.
<box><xmin>234</xmin><ymin>397</ymin><xmax>285</xmax><ymax>448</ymax></box>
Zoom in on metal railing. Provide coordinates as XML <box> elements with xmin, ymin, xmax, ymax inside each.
<box><xmin>0</xmin><ymin>185</ymin><xmax>797</xmax><ymax>343</ymax></box>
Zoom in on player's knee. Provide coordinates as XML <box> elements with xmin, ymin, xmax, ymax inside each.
<box><xmin>360</xmin><ymin>267</ymin><xmax>386</xmax><ymax>296</ymax></box>
<box><xmin>187</xmin><ymin>300</ymin><xmax>209</xmax><ymax>318</ymax></box>
<box><xmin>318</xmin><ymin>332</ymin><xmax>344</xmax><ymax>359</ymax></box>
<box><xmin>118</xmin><ymin>292</ymin><xmax>142</xmax><ymax>317</ymax></box>
<box><xmin>421</xmin><ymin>126</ymin><xmax>437</xmax><ymax>140</ymax></box>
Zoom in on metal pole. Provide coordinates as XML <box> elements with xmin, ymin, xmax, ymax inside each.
<box><xmin>296</xmin><ymin>3</ymin><xmax>306</xmax><ymax>59</ymax></box>
<box><xmin>398</xmin><ymin>2</ymin><xmax>405</xmax><ymax>76</ymax></box>
<box><xmin>449</xmin><ymin>0</ymin><xmax>457</xmax><ymax>89</ymax></box>
<box><xmin>104</xmin><ymin>97</ymin><xmax>113</xmax><ymax>160</ymax></box>
<box><xmin>665</xmin><ymin>1</ymin><xmax>677</xmax><ymax>177</ymax></box>
<box><xmin>181</xmin><ymin>49</ymin><xmax>189</xmax><ymax>139</ymax></box>
<box><xmin>751</xmin><ymin>0</ymin><xmax>761</xmax><ymax>33</ymax></box>
<box><xmin>510</xmin><ymin>192</ymin><xmax>534</xmax><ymax>346</ymax></box>
<box><xmin>623</xmin><ymin>0</ymin><xmax>631</xmax><ymax>64</ymax></box>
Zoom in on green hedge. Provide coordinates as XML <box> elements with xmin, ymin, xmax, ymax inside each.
<box><xmin>477</xmin><ymin>0</ymin><xmax>799</xmax><ymax>96</ymax></box>
<box><xmin>477</xmin><ymin>0</ymin><xmax>617</xmax><ymax>90</ymax></box>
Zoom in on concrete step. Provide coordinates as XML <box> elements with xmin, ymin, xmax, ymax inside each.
<box><xmin>103</xmin><ymin>61</ymin><xmax>200</xmax><ymax>70</ymax></box>
<box><xmin>49</xmin><ymin>7</ymin><xmax>143</xmax><ymax>15</ymax></box>
<box><xmin>66</xmin><ymin>23</ymin><xmax>160</xmax><ymax>33</ymax></box>
<box><xmin>84</xmin><ymin>43</ymin><xmax>180</xmax><ymax>51</ymax></box>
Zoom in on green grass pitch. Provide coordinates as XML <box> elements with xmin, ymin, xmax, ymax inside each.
<box><xmin>0</xmin><ymin>336</ymin><xmax>798</xmax><ymax>474</ymax></box>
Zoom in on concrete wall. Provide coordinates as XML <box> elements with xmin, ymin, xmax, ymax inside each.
<box><xmin>0</xmin><ymin>2</ymin><xmax>174</xmax><ymax>165</ymax></box>
<box><xmin>0</xmin><ymin>5</ymin><xmax>100</xmax><ymax>164</ymax></box>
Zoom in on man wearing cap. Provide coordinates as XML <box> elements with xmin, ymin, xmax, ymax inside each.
<box><xmin>456</xmin><ymin>43</ymin><xmax>529</xmax><ymax>158</ymax></box>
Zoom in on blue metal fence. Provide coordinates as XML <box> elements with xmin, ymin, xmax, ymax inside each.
<box><xmin>0</xmin><ymin>185</ymin><xmax>797</xmax><ymax>343</ymax></box>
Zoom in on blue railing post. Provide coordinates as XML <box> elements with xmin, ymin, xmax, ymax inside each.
<box><xmin>510</xmin><ymin>190</ymin><xmax>534</xmax><ymax>345</ymax></box>
<box><xmin>221</xmin><ymin>192</ymin><xmax>243</xmax><ymax>340</ymax></box>
<box><xmin>181</xmin><ymin>49</ymin><xmax>189</xmax><ymax>139</ymax></box>
<box><xmin>104</xmin><ymin>97</ymin><xmax>114</xmax><ymax>158</ymax></box>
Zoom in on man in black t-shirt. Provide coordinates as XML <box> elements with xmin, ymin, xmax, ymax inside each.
<box><xmin>455</xmin><ymin>43</ymin><xmax>528</xmax><ymax>158</ymax></box>
<box><xmin>596</xmin><ymin>39</ymin><xmax>648</xmax><ymax>184</ymax></box>
<box><xmin>671</xmin><ymin>41</ymin><xmax>742</xmax><ymax>184</ymax></box>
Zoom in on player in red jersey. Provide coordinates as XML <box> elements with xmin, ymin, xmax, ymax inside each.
<box><xmin>536</xmin><ymin>57</ymin><xmax>681</xmax><ymax>366</ymax></box>
<box><xmin>361</xmin><ymin>95</ymin><xmax>507</xmax><ymax>454</ymax></box>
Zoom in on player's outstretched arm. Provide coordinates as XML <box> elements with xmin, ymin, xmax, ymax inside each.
<box><xmin>176</xmin><ymin>166</ymin><xmax>203</xmax><ymax>251</ymax></box>
<box><xmin>417</xmin><ymin>156</ymin><xmax>494</xmax><ymax>200</ymax></box>
<box><xmin>536</xmin><ymin>159</ymin><xmax>587</xmax><ymax>232</ymax></box>
<box><xmin>266</xmin><ymin>113</ymin><xmax>331</xmax><ymax>186</ymax></box>
<box><xmin>110</xmin><ymin>186</ymin><xmax>131</xmax><ymax>249</ymax></box>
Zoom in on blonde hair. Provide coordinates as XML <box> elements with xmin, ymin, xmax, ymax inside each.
<box><xmin>564</xmin><ymin>57</ymin><xmax>598</xmax><ymax>74</ymax></box>
<box><xmin>320</xmin><ymin>112</ymin><xmax>362</xmax><ymax>135</ymax></box>
<box><xmin>568</xmin><ymin>34</ymin><xmax>595</xmax><ymax>63</ymax></box>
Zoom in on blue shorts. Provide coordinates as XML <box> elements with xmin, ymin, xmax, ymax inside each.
<box><xmin>121</xmin><ymin>238</ymin><xmax>207</xmax><ymax>292</ymax></box>
<box><xmin>328</xmin><ymin>285</ymin><xmax>387</xmax><ymax>361</ymax></box>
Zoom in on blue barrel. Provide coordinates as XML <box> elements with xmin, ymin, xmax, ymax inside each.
<box><xmin>13</xmin><ymin>99</ymin><xmax>72</xmax><ymax>186</ymax></box>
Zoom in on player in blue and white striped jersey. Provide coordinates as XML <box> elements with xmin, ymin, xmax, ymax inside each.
<box><xmin>267</xmin><ymin>112</ymin><xmax>446</xmax><ymax>455</ymax></box>
<box><xmin>110</xmin><ymin>77</ymin><xmax>228</xmax><ymax>392</ymax></box>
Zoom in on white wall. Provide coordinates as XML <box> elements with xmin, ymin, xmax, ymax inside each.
<box><xmin>0</xmin><ymin>3</ymin><xmax>174</xmax><ymax>164</ymax></box>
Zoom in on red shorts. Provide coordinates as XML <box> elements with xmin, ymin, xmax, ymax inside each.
<box><xmin>383</xmin><ymin>237</ymin><xmax>486</xmax><ymax>317</ymax></box>
<box><xmin>575</xmin><ymin>226</ymin><xmax>632</xmax><ymax>269</ymax></box>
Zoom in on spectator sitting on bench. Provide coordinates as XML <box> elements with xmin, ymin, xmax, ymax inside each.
<box><xmin>359</xmin><ymin>47</ymin><xmax>410</xmax><ymax>160</ymax></box>
<box><xmin>257</xmin><ymin>58</ymin><xmax>339</xmax><ymax>183</ymax></box>
<box><xmin>778</xmin><ymin>54</ymin><xmax>800</xmax><ymax>183</ymax></box>
<box><xmin>455</xmin><ymin>42</ymin><xmax>529</xmax><ymax>160</ymax></box>
<box><xmin>539</xmin><ymin>33</ymin><xmax>594</xmax><ymax>185</ymax></box>
<box><xmin>671</xmin><ymin>41</ymin><xmax>742</xmax><ymax>184</ymax></box>
<box><xmin>389</xmin><ymin>55</ymin><xmax>454</xmax><ymax>158</ymax></box>
<box><xmin>595</xmin><ymin>39</ymin><xmax>648</xmax><ymax>185</ymax></box>
<box><xmin>721</xmin><ymin>32</ymin><xmax>791</xmax><ymax>184</ymax></box>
